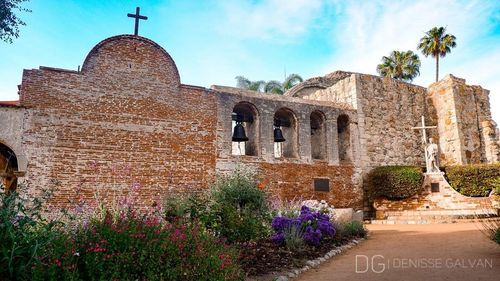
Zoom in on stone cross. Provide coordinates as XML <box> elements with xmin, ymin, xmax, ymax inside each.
<box><xmin>412</xmin><ymin>116</ymin><xmax>437</xmax><ymax>172</ymax></box>
<box><xmin>127</xmin><ymin>7</ymin><xmax>148</xmax><ymax>36</ymax></box>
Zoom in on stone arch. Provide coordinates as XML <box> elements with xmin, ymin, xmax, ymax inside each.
<box><xmin>232</xmin><ymin>102</ymin><xmax>260</xmax><ymax>156</ymax></box>
<box><xmin>310</xmin><ymin>110</ymin><xmax>327</xmax><ymax>160</ymax></box>
<box><xmin>274</xmin><ymin>108</ymin><xmax>298</xmax><ymax>158</ymax></box>
<box><xmin>337</xmin><ymin>114</ymin><xmax>351</xmax><ymax>162</ymax></box>
<box><xmin>0</xmin><ymin>142</ymin><xmax>18</xmax><ymax>191</ymax></box>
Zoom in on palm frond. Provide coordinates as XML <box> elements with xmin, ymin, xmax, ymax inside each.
<box><xmin>283</xmin><ymin>74</ymin><xmax>303</xmax><ymax>90</ymax></box>
<box><xmin>264</xmin><ymin>80</ymin><xmax>284</xmax><ymax>94</ymax></box>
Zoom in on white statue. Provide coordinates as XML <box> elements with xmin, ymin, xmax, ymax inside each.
<box><xmin>426</xmin><ymin>138</ymin><xmax>440</xmax><ymax>173</ymax></box>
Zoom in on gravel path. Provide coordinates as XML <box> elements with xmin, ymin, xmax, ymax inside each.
<box><xmin>296</xmin><ymin>223</ymin><xmax>499</xmax><ymax>281</ymax></box>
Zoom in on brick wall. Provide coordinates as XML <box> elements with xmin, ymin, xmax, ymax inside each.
<box><xmin>16</xmin><ymin>35</ymin><xmax>217</xmax><ymax>207</ymax></box>
<box><xmin>0</xmin><ymin>35</ymin><xmax>365</xmax><ymax>211</ymax></box>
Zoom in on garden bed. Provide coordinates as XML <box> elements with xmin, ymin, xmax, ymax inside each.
<box><xmin>240</xmin><ymin>237</ymin><xmax>341</xmax><ymax>276</ymax></box>
<box><xmin>240</xmin><ymin>222</ymin><xmax>366</xmax><ymax>278</ymax></box>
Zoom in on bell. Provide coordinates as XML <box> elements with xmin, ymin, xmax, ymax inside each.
<box><xmin>274</xmin><ymin>127</ymin><xmax>286</xmax><ymax>142</ymax></box>
<box><xmin>232</xmin><ymin>122</ymin><xmax>249</xmax><ymax>142</ymax></box>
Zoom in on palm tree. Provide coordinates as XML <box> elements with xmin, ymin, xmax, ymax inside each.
<box><xmin>235</xmin><ymin>76</ymin><xmax>265</xmax><ymax>92</ymax></box>
<box><xmin>236</xmin><ymin>74</ymin><xmax>303</xmax><ymax>95</ymax></box>
<box><xmin>264</xmin><ymin>74</ymin><xmax>303</xmax><ymax>95</ymax></box>
<box><xmin>283</xmin><ymin>74</ymin><xmax>303</xmax><ymax>91</ymax></box>
<box><xmin>264</xmin><ymin>80</ymin><xmax>283</xmax><ymax>94</ymax></box>
<box><xmin>376</xmin><ymin>50</ymin><xmax>421</xmax><ymax>82</ymax></box>
<box><xmin>417</xmin><ymin>26</ymin><xmax>457</xmax><ymax>82</ymax></box>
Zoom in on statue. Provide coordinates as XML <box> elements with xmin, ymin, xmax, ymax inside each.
<box><xmin>426</xmin><ymin>138</ymin><xmax>440</xmax><ymax>173</ymax></box>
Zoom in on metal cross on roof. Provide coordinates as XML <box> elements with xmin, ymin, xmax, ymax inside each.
<box><xmin>127</xmin><ymin>7</ymin><xmax>148</xmax><ymax>36</ymax></box>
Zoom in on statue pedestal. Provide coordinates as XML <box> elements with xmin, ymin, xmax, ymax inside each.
<box><xmin>423</xmin><ymin>172</ymin><xmax>446</xmax><ymax>193</ymax></box>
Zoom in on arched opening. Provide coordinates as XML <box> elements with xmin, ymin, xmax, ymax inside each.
<box><xmin>274</xmin><ymin>108</ymin><xmax>298</xmax><ymax>158</ymax></box>
<box><xmin>0</xmin><ymin>143</ymin><xmax>18</xmax><ymax>191</ymax></box>
<box><xmin>232</xmin><ymin>102</ymin><xmax>259</xmax><ymax>156</ymax></box>
<box><xmin>310</xmin><ymin>110</ymin><xmax>327</xmax><ymax>160</ymax></box>
<box><xmin>337</xmin><ymin>114</ymin><xmax>351</xmax><ymax>162</ymax></box>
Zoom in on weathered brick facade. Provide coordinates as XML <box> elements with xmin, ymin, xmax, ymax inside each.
<box><xmin>0</xmin><ymin>35</ymin><xmax>361</xmax><ymax>209</ymax></box>
<box><xmin>1</xmin><ymin>35</ymin><xmax>498</xmax><ymax>213</ymax></box>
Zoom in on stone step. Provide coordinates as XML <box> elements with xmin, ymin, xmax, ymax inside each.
<box><xmin>370</xmin><ymin>216</ymin><xmax>500</xmax><ymax>225</ymax></box>
<box><xmin>381</xmin><ymin>209</ymin><xmax>498</xmax><ymax>217</ymax></box>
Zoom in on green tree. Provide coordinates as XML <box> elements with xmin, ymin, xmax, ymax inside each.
<box><xmin>235</xmin><ymin>76</ymin><xmax>265</xmax><ymax>92</ymax></box>
<box><xmin>376</xmin><ymin>50</ymin><xmax>421</xmax><ymax>82</ymax></box>
<box><xmin>263</xmin><ymin>74</ymin><xmax>303</xmax><ymax>95</ymax></box>
<box><xmin>417</xmin><ymin>26</ymin><xmax>457</xmax><ymax>82</ymax></box>
<box><xmin>235</xmin><ymin>74</ymin><xmax>303</xmax><ymax>94</ymax></box>
<box><xmin>282</xmin><ymin>73</ymin><xmax>303</xmax><ymax>91</ymax></box>
<box><xmin>263</xmin><ymin>80</ymin><xmax>283</xmax><ymax>94</ymax></box>
<box><xmin>0</xmin><ymin>0</ymin><xmax>31</xmax><ymax>43</ymax></box>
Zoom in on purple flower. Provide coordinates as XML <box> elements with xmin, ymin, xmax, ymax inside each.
<box><xmin>271</xmin><ymin>232</ymin><xmax>285</xmax><ymax>245</ymax></box>
<box><xmin>303</xmin><ymin>226</ymin><xmax>322</xmax><ymax>245</ymax></box>
<box><xmin>272</xmin><ymin>216</ymin><xmax>291</xmax><ymax>231</ymax></box>
<box><xmin>271</xmin><ymin>205</ymin><xmax>336</xmax><ymax>246</ymax></box>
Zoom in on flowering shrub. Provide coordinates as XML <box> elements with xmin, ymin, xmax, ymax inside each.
<box><xmin>203</xmin><ymin>170</ymin><xmax>271</xmax><ymax>243</ymax></box>
<box><xmin>0</xmin><ymin>188</ymin><xmax>63</xmax><ymax>281</ymax></box>
<box><xmin>271</xmin><ymin>206</ymin><xmax>335</xmax><ymax>246</ymax></box>
<box><xmin>33</xmin><ymin>209</ymin><xmax>243</xmax><ymax>281</ymax></box>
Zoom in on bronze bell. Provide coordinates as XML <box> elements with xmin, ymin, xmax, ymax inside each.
<box><xmin>274</xmin><ymin>127</ymin><xmax>286</xmax><ymax>142</ymax></box>
<box><xmin>232</xmin><ymin>122</ymin><xmax>249</xmax><ymax>142</ymax></box>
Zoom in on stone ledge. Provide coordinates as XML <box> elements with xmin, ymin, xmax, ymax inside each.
<box><xmin>270</xmin><ymin>238</ymin><xmax>365</xmax><ymax>281</ymax></box>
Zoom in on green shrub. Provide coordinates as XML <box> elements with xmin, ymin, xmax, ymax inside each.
<box><xmin>282</xmin><ymin>225</ymin><xmax>305</xmax><ymax>250</ymax></box>
<box><xmin>333</xmin><ymin>221</ymin><xmax>367</xmax><ymax>245</ymax></box>
<box><xmin>33</xmin><ymin>209</ymin><xmax>243</xmax><ymax>281</ymax></box>
<box><xmin>163</xmin><ymin>192</ymin><xmax>209</xmax><ymax>222</ymax></box>
<box><xmin>0</xmin><ymin>188</ymin><xmax>62</xmax><ymax>281</ymax></box>
<box><xmin>446</xmin><ymin>164</ymin><xmax>500</xmax><ymax>197</ymax></box>
<box><xmin>367</xmin><ymin>166</ymin><xmax>424</xmax><ymax>200</ymax></box>
<box><xmin>207</xmin><ymin>170</ymin><xmax>271</xmax><ymax>243</ymax></box>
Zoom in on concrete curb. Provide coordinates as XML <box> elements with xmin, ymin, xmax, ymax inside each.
<box><xmin>274</xmin><ymin>238</ymin><xmax>365</xmax><ymax>281</ymax></box>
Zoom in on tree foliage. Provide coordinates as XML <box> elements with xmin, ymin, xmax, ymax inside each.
<box><xmin>0</xmin><ymin>0</ymin><xmax>31</xmax><ymax>43</ymax></box>
<box><xmin>235</xmin><ymin>74</ymin><xmax>303</xmax><ymax>95</ymax></box>
<box><xmin>235</xmin><ymin>76</ymin><xmax>265</xmax><ymax>92</ymax></box>
<box><xmin>376</xmin><ymin>50</ymin><xmax>421</xmax><ymax>82</ymax></box>
<box><xmin>417</xmin><ymin>26</ymin><xmax>457</xmax><ymax>82</ymax></box>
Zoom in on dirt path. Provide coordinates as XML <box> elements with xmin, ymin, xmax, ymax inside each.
<box><xmin>297</xmin><ymin>223</ymin><xmax>499</xmax><ymax>281</ymax></box>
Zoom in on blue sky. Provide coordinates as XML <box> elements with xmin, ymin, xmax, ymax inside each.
<box><xmin>1</xmin><ymin>0</ymin><xmax>499</xmax><ymax>123</ymax></box>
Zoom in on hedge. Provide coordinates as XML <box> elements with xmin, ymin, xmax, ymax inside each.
<box><xmin>446</xmin><ymin>164</ymin><xmax>500</xmax><ymax>197</ymax></box>
<box><xmin>367</xmin><ymin>166</ymin><xmax>424</xmax><ymax>200</ymax></box>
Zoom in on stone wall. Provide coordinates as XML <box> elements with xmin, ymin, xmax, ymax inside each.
<box><xmin>0</xmin><ymin>105</ymin><xmax>26</xmax><ymax>171</ymax></box>
<box><xmin>297</xmin><ymin>73</ymin><xmax>434</xmax><ymax>172</ymax></box>
<box><xmin>213</xmin><ymin>85</ymin><xmax>363</xmax><ymax>209</ymax></box>
<box><xmin>428</xmin><ymin>74</ymin><xmax>500</xmax><ymax>165</ymax></box>
<box><xmin>355</xmin><ymin>74</ymin><xmax>434</xmax><ymax>170</ymax></box>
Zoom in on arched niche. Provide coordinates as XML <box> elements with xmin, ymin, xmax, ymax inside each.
<box><xmin>0</xmin><ymin>143</ymin><xmax>18</xmax><ymax>191</ymax></box>
<box><xmin>274</xmin><ymin>108</ymin><xmax>298</xmax><ymax>158</ymax></box>
<box><xmin>310</xmin><ymin>110</ymin><xmax>327</xmax><ymax>160</ymax></box>
<box><xmin>232</xmin><ymin>102</ymin><xmax>260</xmax><ymax>156</ymax></box>
<box><xmin>337</xmin><ymin>114</ymin><xmax>351</xmax><ymax>162</ymax></box>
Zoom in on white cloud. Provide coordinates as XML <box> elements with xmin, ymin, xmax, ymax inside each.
<box><xmin>216</xmin><ymin>0</ymin><xmax>323</xmax><ymax>41</ymax></box>
<box><xmin>323</xmin><ymin>0</ymin><xmax>500</xmax><ymax>123</ymax></box>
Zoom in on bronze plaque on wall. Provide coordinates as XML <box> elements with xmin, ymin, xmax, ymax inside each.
<box><xmin>314</xmin><ymin>178</ymin><xmax>330</xmax><ymax>192</ymax></box>
<box><xmin>431</xmin><ymin>182</ymin><xmax>440</xmax><ymax>192</ymax></box>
